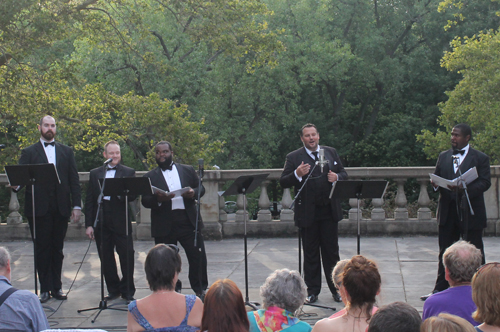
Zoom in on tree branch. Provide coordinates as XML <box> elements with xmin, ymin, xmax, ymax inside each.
<box><xmin>150</xmin><ymin>30</ymin><xmax>171</xmax><ymax>60</ymax></box>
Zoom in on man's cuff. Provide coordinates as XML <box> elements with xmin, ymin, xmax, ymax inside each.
<box><xmin>73</xmin><ymin>206</ymin><xmax>81</xmax><ymax>210</ymax></box>
<box><xmin>294</xmin><ymin>170</ymin><xmax>302</xmax><ymax>182</ymax></box>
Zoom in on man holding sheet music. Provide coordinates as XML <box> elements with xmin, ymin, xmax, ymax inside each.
<box><xmin>421</xmin><ymin>123</ymin><xmax>490</xmax><ymax>300</ymax></box>
<box><xmin>141</xmin><ymin>141</ymin><xmax>208</xmax><ymax>298</ymax></box>
<box><xmin>85</xmin><ymin>140</ymin><xmax>136</xmax><ymax>302</ymax></box>
<box><xmin>16</xmin><ymin>115</ymin><xmax>81</xmax><ymax>303</ymax></box>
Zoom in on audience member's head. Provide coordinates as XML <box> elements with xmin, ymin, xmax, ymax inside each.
<box><xmin>332</xmin><ymin>259</ymin><xmax>350</xmax><ymax>289</ymax></box>
<box><xmin>443</xmin><ymin>240</ymin><xmax>482</xmax><ymax>285</ymax></box>
<box><xmin>367</xmin><ymin>301</ymin><xmax>421</xmax><ymax>332</ymax></box>
<box><xmin>144</xmin><ymin>244</ymin><xmax>181</xmax><ymax>291</ymax></box>
<box><xmin>341</xmin><ymin>255</ymin><xmax>381</xmax><ymax>319</ymax></box>
<box><xmin>0</xmin><ymin>247</ymin><xmax>11</xmax><ymax>280</ymax></box>
<box><xmin>472</xmin><ymin>262</ymin><xmax>500</xmax><ymax>327</ymax></box>
<box><xmin>201</xmin><ymin>279</ymin><xmax>249</xmax><ymax>332</ymax></box>
<box><xmin>421</xmin><ymin>313</ymin><xmax>475</xmax><ymax>332</ymax></box>
<box><xmin>260</xmin><ymin>268</ymin><xmax>307</xmax><ymax>314</ymax></box>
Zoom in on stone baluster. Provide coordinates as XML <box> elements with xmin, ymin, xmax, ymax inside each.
<box><xmin>7</xmin><ymin>190</ymin><xmax>22</xmax><ymax>225</ymax></box>
<box><xmin>349</xmin><ymin>198</ymin><xmax>360</xmax><ymax>221</ymax></box>
<box><xmin>280</xmin><ymin>188</ymin><xmax>294</xmax><ymax>221</ymax></box>
<box><xmin>417</xmin><ymin>179</ymin><xmax>432</xmax><ymax>220</ymax></box>
<box><xmin>218</xmin><ymin>181</ymin><xmax>227</xmax><ymax>223</ymax></box>
<box><xmin>371</xmin><ymin>198</ymin><xmax>385</xmax><ymax>221</ymax></box>
<box><xmin>257</xmin><ymin>181</ymin><xmax>271</xmax><ymax>222</ymax></box>
<box><xmin>235</xmin><ymin>193</ymin><xmax>249</xmax><ymax>222</ymax></box>
<box><xmin>394</xmin><ymin>178</ymin><xmax>408</xmax><ymax>220</ymax></box>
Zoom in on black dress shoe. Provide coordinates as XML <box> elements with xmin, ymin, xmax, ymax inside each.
<box><xmin>51</xmin><ymin>289</ymin><xmax>67</xmax><ymax>300</ymax></box>
<box><xmin>39</xmin><ymin>292</ymin><xmax>50</xmax><ymax>303</ymax></box>
<box><xmin>420</xmin><ymin>290</ymin><xmax>439</xmax><ymax>301</ymax></box>
<box><xmin>122</xmin><ymin>295</ymin><xmax>135</xmax><ymax>304</ymax></box>
<box><xmin>104</xmin><ymin>293</ymin><xmax>120</xmax><ymax>301</ymax></box>
<box><xmin>305</xmin><ymin>294</ymin><xmax>318</xmax><ymax>304</ymax></box>
<box><xmin>175</xmin><ymin>280</ymin><xmax>182</xmax><ymax>293</ymax></box>
<box><xmin>332</xmin><ymin>292</ymin><xmax>342</xmax><ymax>303</ymax></box>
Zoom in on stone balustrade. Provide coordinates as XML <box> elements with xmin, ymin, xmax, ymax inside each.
<box><xmin>1</xmin><ymin>166</ymin><xmax>499</xmax><ymax>240</ymax></box>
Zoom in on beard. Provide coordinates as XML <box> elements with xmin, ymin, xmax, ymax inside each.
<box><xmin>41</xmin><ymin>130</ymin><xmax>55</xmax><ymax>141</ymax></box>
<box><xmin>156</xmin><ymin>155</ymin><xmax>173</xmax><ymax>169</ymax></box>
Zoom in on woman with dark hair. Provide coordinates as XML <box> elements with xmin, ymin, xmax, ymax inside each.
<box><xmin>312</xmin><ymin>255</ymin><xmax>381</xmax><ymax>332</ymax></box>
<box><xmin>471</xmin><ymin>262</ymin><xmax>500</xmax><ymax>332</ymax></box>
<box><xmin>200</xmin><ymin>279</ymin><xmax>249</xmax><ymax>332</ymax></box>
<box><xmin>248</xmin><ymin>269</ymin><xmax>311</xmax><ymax>332</ymax></box>
<box><xmin>127</xmin><ymin>244</ymin><xmax>203</xmax><ymax>332</ymax></box>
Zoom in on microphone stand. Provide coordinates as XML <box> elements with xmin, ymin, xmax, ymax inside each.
<box><xmin>78</xmin><ymin>162</ymin><xmax>126</xmax><ymax>322</ymax></box>
<box><xmin>194</xmin><ymin>161</ymin><xmax>205</xmax><ymax>299</ymax></box>
<box><xmin>453</xmin><ymin>157</ymin><xmax>474</xmax><ymax>241</ymax></box>
<box><xmin>291</xmin><ymin>161</ymin><xmax>336</xmax><ymax>311</ymax></box>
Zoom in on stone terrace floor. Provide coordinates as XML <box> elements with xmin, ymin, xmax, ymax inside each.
<box><xmin>3</xmin><ymin>236</ymin><xmax>500</xmax><ymax>331</ymax></box>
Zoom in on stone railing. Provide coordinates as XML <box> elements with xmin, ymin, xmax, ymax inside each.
<box><xmin>1</xmin><ymin>166</ymin><xmax>499</xmax><ymax>240</ymax></box>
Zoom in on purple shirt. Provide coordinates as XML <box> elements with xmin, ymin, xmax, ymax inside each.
<box><xmin>422</xmin><ymin>285</ymin><xmax>479</xmax><ymax>325</ymax></box>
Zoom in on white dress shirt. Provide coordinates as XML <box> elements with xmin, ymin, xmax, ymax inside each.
<box><xmin>103</xmin><ymin>167</ymin><xmax>116</xmax><ymax>201</ymax></box>
<box><xmin>453</xmin><ymin>144</ymin><xmax>470</xmax><ymax>174</ymax></box>
<box><xmin>161</xmin><ymin>164</ymin><xmax>185</xmax><ymax>210</ymax></box>
<box><xmin>41</xmin><ymin>139</ymin><xmax>56</xmax><ymax>166</ymax></box>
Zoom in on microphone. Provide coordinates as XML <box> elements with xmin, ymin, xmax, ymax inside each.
<box><xmin>198</xmin><ymin>158</ymin><xmax>204</xmax><ymax>178</ymax></box>
<box><xmin>318</xmin><ymin>149</ymin><xmax>328</xmax><ymax>173</ymax></box>
<box><xmin>103</xmin><ymin>158</ymin><xmax>113</xmax><ymax>165</ymax></box>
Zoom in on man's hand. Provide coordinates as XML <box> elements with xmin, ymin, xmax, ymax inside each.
<box><xmin>430</xmin><ymin>180</ymin><xmax>438</xmax><ymax>189</ymax></box>
<box><xmin>296</xmin><ymin>162</ymin><xmax>311</xmax><ymax>178</ymax></box>
<box><xmin>156</xmin><ymin>191</ymin><xmax>175</xmax><ymax>202</ymax></box>
<box><xmin>71</xmin><ymin>208</ymin><xmax>81</xmax><ymax>223</ymax></box>
<box><xmin>182</xmin><ymin>188</ymin><xmax>195</xmax><ymax>199</ymax></box>
<box><xmin>328</xmin><ymin>170</ymin><xmax>338</xmax><ymax>183</ymax></box>
<box><xmin>86</xmin><ymin>226</ymin><xmax>94</xmax><ymax>240</ymax></box>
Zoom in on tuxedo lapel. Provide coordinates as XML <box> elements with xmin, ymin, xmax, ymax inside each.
<box><xmin>115</xmin><ymin>164</ymin><xmax>123</xmax><ymax>179</ymax></box>
<box><xmin>154</xmin><ymin>167</ymin><xmax>169</xmax><ymax>191</ymax></box>
<box><xmin>458</xmin><ymin>149</ymin><xmax>475</xmax><ymax>175</ymax></box>
<box><xmin>177</xmin><ymin>164</ymin><xmax>187</xmax><ymax>187</ymax></box>
<box><xmin>35</xmin><ymin>141</ymin><xmax>49</xmax><ymax>164</ymax></box>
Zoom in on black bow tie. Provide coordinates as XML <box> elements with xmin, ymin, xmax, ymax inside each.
<box><xmin>107</xmin><ymin>167</ymin><xmax>116</xmax><ymax>171</ymax></box>
<box><xmin>44</xmin><ymin>141</ymin><xmax>55</xmax><ymax>147</ymax></box>
<box><xmin>161</xmin><ymin>164</ymin><xmax>173</xmax><ymax>171</ymax></box>
<box><xmin>453</xmin><ymin>149</ymin><xmax>465</xmax><ymax>155</ymax></box>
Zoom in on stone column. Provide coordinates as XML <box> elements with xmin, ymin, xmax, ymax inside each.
<box><xmin>7</xmin><ymin>190</ymin><xmax>22</xmax><ymax>225</ymax></box>
<box><xmin>349</xmin><ymin>198</ymin><xmax>361</xmax><ymax>221</ymax></box>
<box><xmin>219</xmin><ymin>184</ymin><xmax>227</xmax><ymax>223</ymax></box>
<box><xmin>136</xmin><ymin>197</ymin><xmax>152</xmax><ymax>239</ymax></box>
<box><xmin>280</xmin><ymin>188</ymin><xmax>294</xmax><ymax>222</ymax></box>
<box><xmin>371</xmin><ymin>198</ymin><xmax>385</xmax><ymax>221</ymax></box>
<box><xmin>257</xmin><ymin>181</ymin><xmax>272</xmax><ymax>222</ymax></box>
<box><xmin>417</xmin><ymin>179</ymin><xmax>432</xmax><ymax>220</ymax></box>
<box><xmin>235</xmin><ymin>194</ymin><xmax>249</xmax><ymax>222</ymax></box>
<box><xmin>394</xmin><ymin>178</ymin><xmax>408</xmax><ymax>220</ymax></box>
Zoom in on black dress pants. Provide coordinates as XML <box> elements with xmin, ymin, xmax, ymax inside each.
<box><xmin>27</xmin><ymin>200</ymin><xmax>68</xmax><ymax>293</ymax></box>
<box><xmin>95</xmin><ymin>207</ymin><xmax>135</xmax><ymax>297</ymax></box>
<box><xmin>154</xmin><ymin>210</ymin><xmax>208</xmax><ymax>294</ymax></box>
<box><xmin>301</xmin><ymin>204</ymin><xmax>340</xmax><ymax>296</ymax></box>
<box><xmin>434</xmin><ymin>201</ymin><xmax>485</xmax><ymax>292</ymax></box>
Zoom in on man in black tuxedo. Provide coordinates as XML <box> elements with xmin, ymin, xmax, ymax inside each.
<box><xmin>421</xmin><ymin>123</ymin><xmax>490</xmax><ymax>300</ymax></box>
<box><xmin>85</xmin><ymin>141</ymin><xmax>136</xmax><ymax>302</ymax></box>
<box><xmin>17</xmin><ymin>115</ymin><xmax>81</xmax><ymax>303</ymax></box>
<box><xmin>141</xmin><ymin>141</ymin><xmax>208</xmax><ymax>298</ymax></box>
<box><xmin>280</xmin><ymin>123</ymin><xmax>347</xmax><ymax>304</ymax></box>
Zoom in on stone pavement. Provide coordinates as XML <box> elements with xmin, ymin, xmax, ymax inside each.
<box><xmin>3</xmin><ymin>236</ymin><xmax>500</xmax><ymax>331</ymax></box>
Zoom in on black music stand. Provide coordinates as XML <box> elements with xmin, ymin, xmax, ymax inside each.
<box><xmin>5</xmin><ymin>164</ymin><xmax>60</xmax><ymax>302</ymax></box>
<box><xmin>222</xmin><ymin>173</ymin><xmax>269</xmax><ymax>310</ymax></box>
<box><xmin>78</xmin><ymin>176</ymin><xmax>153</xmax><ymax>323</ymax></box>
<box><xmin>330</xmin><ymin>180</ymin><xmax>388</xmax><ymax>254</ymax></box>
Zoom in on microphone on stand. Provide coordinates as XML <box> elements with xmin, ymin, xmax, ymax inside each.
<box><xmin>198</xmin><ymin>158</ymin><xmax>204</xmax><ymax>178</ymax></box>
<box><xmin>318</xmin><ymin>149</ymin><xmax>328</xmax><ymax>173</ymax></box>
<box><xmin>103</xmin><ymin>158</ymin><xmax>113</xmax><ymax>165</ymax></box>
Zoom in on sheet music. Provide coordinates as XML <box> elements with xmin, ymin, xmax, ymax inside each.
<box><xmin>429</xmin><ymin>167</ymin><xmax>478</xmax><ymax>190</ymax></box>
<box><xmin>152</xmin><ymin>186</ymin><xmax>191</xmax><ymax>197</ymax></box>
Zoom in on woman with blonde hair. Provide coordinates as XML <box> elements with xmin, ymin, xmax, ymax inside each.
<box><xmin>421</xmin><ymin>313</ymin><xmax>475</xmax><ymax>332</ymax></box>
<box><xmin>471</xmin><ymin>262</ymin><xmax>500</xmax><ymax>332</ymax></box>
<box><xmin>312</xmin><ymin>255</ymin><xmax>381</xmax><ymax>332</ymax></box>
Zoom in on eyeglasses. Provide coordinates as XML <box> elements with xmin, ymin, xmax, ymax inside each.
<box><xmin>166</xmin><ymin>244</ymin><xmax>180</xmax><ymax>254</ymax></box>
<box><xmin>476</xmin><ymin>262</ymin><xmax>500</xmax><ymax>274</ymax></box>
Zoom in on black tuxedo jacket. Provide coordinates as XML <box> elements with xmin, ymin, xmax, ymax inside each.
<box><xmin>85</xmin><ymin>164</ymin><xmax>136</xmax><ymax>235</ymax></box>
<box><xmin>280</xmin><ymin>146</ymin><xmax>348</xmax><ymax>227</ymax></box>
<box><xmin>19</xmin><ymin>141</ymin><xmax>81</xmax><ymax>218</ymax></box>
<box><xmin>434</xmin><ymin>147</ymin><xmax>491</xmax><ymax>230</ymax></box>
<box><xmin>141</xmin><ymin>163</ymin><xmax>205</xmax><ymax>237</ymax></box>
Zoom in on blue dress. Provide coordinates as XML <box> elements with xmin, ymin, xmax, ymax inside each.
<box><xmin>128</xmin><ymin>294</ymin><xmax>199</xmax><ymax>332</ymax></box>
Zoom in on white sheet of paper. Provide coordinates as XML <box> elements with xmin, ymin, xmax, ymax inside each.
<box><xmin>429</xmin><ymin>167</ymin><xmax>478</xmax><ymax>190</ymax></box>
<box><xmin>152</xmin><ymin>186</ymin><xmax>191</xmax><ymax>197</ymax></box>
